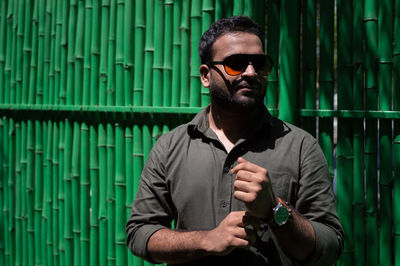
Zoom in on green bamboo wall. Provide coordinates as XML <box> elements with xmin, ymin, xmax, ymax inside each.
<box><xmin>0</xmin><ymin>0</ymin><xmax>399</xmax><ymax>265</ymax></box>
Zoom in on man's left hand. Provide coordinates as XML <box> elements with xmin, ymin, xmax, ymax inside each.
<box><xmin>231</xmin><ymin>157</ymin><xmax>276</xmax><ymax>219</ymax></box>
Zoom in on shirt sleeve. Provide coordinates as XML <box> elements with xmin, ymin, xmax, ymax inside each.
<box><xmin>296</xmin><ymin>136</ymin><xmax>344</xmax><ymax>266</ymax></box>
<box><xmin>125</xmin><ymin>134</ymin><xmax>175</xmax><ymax>262</ymax></box>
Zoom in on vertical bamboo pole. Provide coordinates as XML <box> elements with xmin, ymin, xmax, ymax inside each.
<box><xmin>15</xmin><ymin>0</ymin><xmax>24</xmax><ymax>104</ymax></box>
<box><xmin>115</xmin><ymin>0</ymin><xmax>125</xmax><ymax>106</ymax></box>
<box><xmin>80</xmin><ymin>123</ymin><xmax>90</xmax><ymax>266</ymax></box>
<box><xmin>378</xmin><ymin>0</ymin><xmax>393</xmax><ymax>264</ymax></box>
<box><xmin>143</xmin><ymin>123</ymin><xmax>153</xmax><ymax>266</ymax></box>
<box><xmin>215</xmin><ymin>0</ymin><xmax>223</xmax><ymax>21</ymax></box>
<box><xmin>26</xmin><ymin>119</ymin><xmax>35</xmax><ymax>266</ymax></box>
<box><xmin>143</xmin><ymin>0</ymin><xmax>154</xmax><ymax>106</ymax></box>
<box><xmin>42</xmin><ymin>0</ymin><xmax>51</xmax><ymax>105</ymax></box>
<box><xmin>28</xmin><ymin>0</ymin><xmax>38</xmax><ymax>104</ymax></box>
<box><xmin>0</xmin><ymin>118</ymin><xmax>3</xmax><ymax>266</ymax></box>
<box><xmin>99</xmin><ymin>0</ymin><xmax>110</xmax><ymax>106</ymax></box>
<box><xmin>233</xmin><ymin>0</ymin><xmax>243</xmax><ymax>15</ymax></box>
<box><xmin>83</xmin><ymin>0</ymin><xmax>92</xmax><ymax>106</ymax></box>
<box><xmin>22</xmin><ymin>0</ymin><xmax>32</xmax><ymax>105</ymax></box>
<box><xmin>180</xmin><ymin>0</ymin><xmax>190</xmax><ymax>107</ymax></box>
<box><xmin>318</xmin><ymin>0</ymin><xmax>334</xmax><ymax>179</ymax></box>
<box><xmin>90</xmin><ymin>0</ymin><xmax>100</xmax><ymax>106</ymax></box>
<box><xmin>66</xmin><ymin>0</ymin><xmax>77</xmax><ymax>105</ymax></box>
<box><xmin>63</xmin><ymin>119</ymin><xmax>73</xmax><ymax>266</ymax></box>
<box><xmin>201</xmin><ymin>0</ymin><xmax>213</xmax><ymax>106</ymax></box>
<box><xmin>133</xmin><ymin>0</ymin><xmax>145</xmax><ymax>106</ymax></box>
<box><xmin>107</xmin><ymin>122</ymin><xmax>116</xmax><ymax>266</ymax></box>
<box><xmin>243</xmin><ymin>0</ymin><xmax>254</xmax><ymax>18</ymax></box>
<box><xmin>171</xmin><ymin>0</ymin><xmax>181</xmax><ymax>107</ymax></box>
<box><xmin>89</xmin><ymin>123</ymin><xmax>99</xmax><ymax>266</ymax></box>
<box><xmin>71</xmin><ymin>123</ymin><xmax>81</xmax><ymax>266</ymax></box>
<box><xmin>278</xmin><ymin>0</ymin><xmax>299</xmax><ymax>125</ymax></box>
<box><xmin>123</xmin><ymin>0</ymin><xmax>133</xmax><ymax>106</ymax></box>
<box><xmin>133</xmin><ymin>124</ymin><xmax>144</xmax><ymax>266</ymax></box>
<box><xmin>107</xmin><ymin>0</ymin><xmax>116</xmax><ymax>107</ymax></box>
<box><xmin>54</xmin><ymin>0</ymin><xmax>63</xmax><ymax>105</ymax></box>
<box><xmin>266</xmin><ymin>0</ymin><xmax>279</xmax><ymax>111</ymax></box>
<box><xmin>190</xmin><ymin>0</ymin><xmax>201</xmax><ymax>107</ymax></box>
<box><xmin>58</xmin><ymin>120</ymin><xmax>65</xmax><ymax>266</ymax></box>
<box><xmin>125</xmin><ymin>126</ymin><xmax>134</xmax><ymax>266</ymax></box>
<box><xmin>153</xmin><ymin>0</ymin><xmax>164</xmax><ymax>106</ymax></box>
<box><xmin>352</xmin><ymin>1</ymin><xmax>365</xmax><ymax>265</ymax></box>
<box><xmin>59</xmin><ymin>0</ymin><xmax>69</xmax><ymax>106</ymax></box>
<box><xmin>0</xmin><ymin>0</ymin><xmax>7</xmax><ymax>104</ymax></box>
<box><xmin>364</xmin><ymin>0</ymin><xmax>379</xmax><ymax>264</ymax></box>
<box><xmin>52</xmin><ymin>121</ymin><xmax>60</xmax><ymax>266</ymax></box>
<box><xmin>34</xmin><ymin>120</ymin><xmax>43</xmax><ymax>266</ymax></box>
<box><xmin>36</xmin><ymin>0</ymin><xmax>45</xmax><ymax>104</ymax></box>
<box><xmin>20</xmin><ymin>120</ymin><xmax>28</xmax><ymax>266</ymax></box>
<box><xmin>337</xmin><ymin>1</ymin><xmax>354</xmax><ymax>265</ymax></box>
<box><xmin>15</xmin><ymin>122</ymin><xmax>22</xmax><ymax>266</ymax></box>
<box><xmin>98</xmin><ymin>123</ymin><xmax>108</xmax><ymax>266</ymax></box>
<box><xmin>4</xmin><ymin>1</ymin><xmax>12</xmax><ymax>105</ymax></box>
<box><xmin>394</xmin><ymin>1</ymin><xmax>400</xmax><ymax>265</ymax></box>
<box><xmin>8</xmin><ymin>118</ymin><xmax>16</xmax><ymax>264</ymax></box>
<box><xmin>163</xmin><ymin>0</ymin><xmax>173</xmax><ymax>107</ymax></box>
<box><xmin>48</xmin><ymin>0</ymin><xmax>57</xmax><ymax>105</ymax></box>
<box><xmin>44</xmin><ymin>121</ymin><xmax>53</xmax><ymax>266</ymax></box>
<box><xmin>41</xmin><ymin>121</ymin><xmax>48</xmax><ymax>266</ymax></box>
<box><xmin>301</xmin><ymin>0</ymin><xmax>316</xmax><ymax>136</ymax></box>
<box><xmin>9</xmin><ymin>0</ymin><xmax>18</xmax><ymax>105</ymax></box>
<box><xmin>115</xmin><ymin>123</ymin><xmax>127</xmax><ymax>266</ymax></box>
<box><xmin>2</xmin><ymin>118</ymin><xmax>10</xmax><ymax>266</ymax></box>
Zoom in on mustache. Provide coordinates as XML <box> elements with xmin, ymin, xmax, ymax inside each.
<box><xmin>232</xmin><ymin>79</ymin><xmax>257</xmax><ymax>91</ymax></box>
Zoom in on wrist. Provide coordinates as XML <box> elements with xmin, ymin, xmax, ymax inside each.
<box><xmin>266</xmin><ymin>196</ymin><xmax>291</xmax><ymax>229</ymax></box>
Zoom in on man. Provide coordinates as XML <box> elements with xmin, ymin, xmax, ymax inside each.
<box><xmin>126</xmin><ymin>16</ymin><xmax>343</xmax><ymax>265</ymax></box>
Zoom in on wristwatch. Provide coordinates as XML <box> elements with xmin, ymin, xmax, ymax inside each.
<box><xmin>268</xmin><ymin>197</ymin><xmax>291</xmax><ymax>228</ymax></box>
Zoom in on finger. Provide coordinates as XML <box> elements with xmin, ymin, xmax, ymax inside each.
<box><xmin>234</xmin><ymin>190</ymin><xmax>256</xmax><ymax>204</ymax></box>
<box><xmin>231</xmin><ymin>158</ymin><xmax>265</xmax><ymax>175</ymax></box>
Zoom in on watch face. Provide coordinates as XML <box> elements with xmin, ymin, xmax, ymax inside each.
<box><xmin>274</xmin><ymin>203</ymin><xmax>289</xmax><ymax>226</ymax></box>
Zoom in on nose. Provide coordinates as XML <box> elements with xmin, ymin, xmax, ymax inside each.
<box><xmin>241</xmin><ymin>63</ymin><xmax>257</xmax><ymax>77</ymax></box>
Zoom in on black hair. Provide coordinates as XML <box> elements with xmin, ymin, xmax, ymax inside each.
<box><xmin>198</xmin><ymin>16</ymin><xmax>264</xmax><ymax>64</ymax></box>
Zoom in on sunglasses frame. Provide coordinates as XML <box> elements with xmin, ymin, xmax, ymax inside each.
<box><xmin>207</xmin><ymin>54</ymin><xmax>274</xmax><ymax>76</ymax></box>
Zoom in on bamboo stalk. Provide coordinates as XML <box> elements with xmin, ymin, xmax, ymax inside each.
<box><xmin>352</xmin><ymin>1</ymin><xmax>365</xmax><ymax>265</ymax></box>
<box><xmin>8</xmin><ymin>118</ymin><xmax>16</xmax><ymax>264</ymax></box>
<box><xmin>90</xmin><ymin>0</ymin><xmax>100</xmax><ymax>106</ymax></box>
<box><xmin>278</xmin><ymin>0</ymin><xmax>299</xmax><ymax>124</ymax></box>
<box><xmin>301</xmin><ymin>0</ymin><xmax>316</xmax><ymax>136</ymax></box>
<box><xmin>132</xmin><ymin>124</ymin><xmax>144</xmax><ymax>266</ymax></box>
<box><xmin>0</xmin><ymin>0</ymin><xmax>7</xmax><ymax>104</ymax></box>
<box><xmin>99</xmin><ymin>0</ymin><xmax>110</xmax><ymax>106</ymax></box>
<box><xmin>318</xmin><ymin>0</ymin><xmax>334</xmax><ymax>180</ymax></box>
<box><xmin>243</xmin><ymin>0</ymin><xmax>254</xmax><ymax>18</ymax></box>
<box><xmin>266</xmin><ymin>0</ymin><xmax>279</xmax><ymax>110</ymax></box>
<box><xmin>215</xmin><ymin>0</ymin><xmax>223</xmax><ymax>21</ymax></box>
<box><xmin>35</xmin><ymin>0</ymin><xmax>46</xmax><ymax>104</ymax></box>
<box><xmin>48</xmin><ymin>0</ymin><xmax>57</xmax><ymax>105</ymax></box>
<box><xmin>201</xmin><ymin>0</ymin><xmax>213</xmax><ymax>106</ymax></box>
<box><xmin>34</xmin><ymin>120</ymin><xmax>43</xmax><ymax>266</ymax></box>
<box><xmin>336</xmin><ymin>1</ymin><xmax>354</xmax><ymax>264</ymax></box>
<box><xmin>143</xmin><ymin>123</ymin><xmax>153</xmax><ymax>266</ymax></box>
<box><xmin>115</xmin><ymin>0</ymin><xmax>125</xmax><ymax>106</ymax></box>
<box><xmin>364</xmin><ymin>0</ymin><xmax>379</xmax><ymax>264</ymax></box>
<box><xmin>54</xmin><ymin>0</ymin><xmax>64</xmax><ymax>106</ymax></box>
<box><xmin>394</xmin><ymin>0</ymin><xmax>400</xmax><ymax>264</ymax></box>
<box><xmin>15</xmin><ymin>0</ymin><xmax>24</xmax><ymax>104</ymax></box>
<box><xmin>2</xmin><ymin>118</ymin><xmax>11</xmax><ymax>265</ymax></box>
<box><xmin>98</xmin><ymin>123</ymin><xmax>108</xmax><ymax>266</ymax></box>
<box><xmin>80</xmin><ymin>122</ymin><xmax>90</xmax><ymax>266</ymax></box>
<box><xmin>190</xmin><ymin>0</ymin><xmax>201</xmax><ymax>107</ymax></box>
<box><xmin>143</xmin><ymin>0</ymin><xmax>154</xmax><ymax>106</ymax></box>
<box><xmin>233</xmin><ymin>0</ymin><xmax>243</xmax><ymax>15</ymax></box>
<box><xmin>89</xmin><ymin>124</ymin><xmax>99</xmax><ymax>266</ymax></box>
<box><xmin>107</xmin><ymin>0</ymin><xmax>116</xmax><ymax>107</ymax></box>
<box><xmin>42</xmin><ymin>0</ymin><xmax>52</xmax><ymax>105</ymax></box>
<box><xmin>378</xmin><ymin>0</ymin><xmax>393</xmax><ymax>264</ymax></box>
<box><xmin>82</xmin><ymin>0</ymin><xmax>92</xmax><ymax>106</ymax></box>
<box><xmin>180</xmin><ymin>0</ymin><xmax>190</xmax><ymax>107</ymax></box>
<box><xmin>20</xmin><ymin>120</ymin><xmax>28</xmax><ymax>266</ymax></box>
<box><xmin>73</xmin><ymin>0</ymin><xmax>84</xmax><ymax>105</ymax></box>
<box><xmin>58</xmin><ymin>120</ymin><xmax>65</xmax><ymax>265</ymax></box>
<box><xmin>123</xmin><ymin>0</ymin><xmax>133</xmax><ymax>106</ymax></box>
<box><xmin>0</xmin><ymin>118</ymin><xmax>4</xmax><ymax>265</ymax></box>
<box><xmin>71</xmin><ymin>122</ymin><xmax>81</xmax><ymax>266</ymax></box>
<box><xmin>63</xmin><ymin>119</ymin><xmax>73</xmax><ymax>266</ymax></box>
<box><xmin>28</xmin><ymin>0</ymin><xmax>38</xmax><ymax>104</ymax></box>
<box><xmin>125</xmin><ymin>126</ymin><xmax>134</xmax><ymax>266</ymax></box>
<box><xmin>52</xmin><ymin>121</ymin><xmax>60</xmax><ymax>266</ymax></box>
<box><xmin>15</xmin><ymin>121</ymin><xmax>22</xmax><ymax>266</ymax></box>
<box><xmin>9</xmin><ymin>1</ymin><xmax>17</xmax><ymax>105</ymax></box>
<box><xmin>25</xmin><ymin>119</ymin><xmax>34</xmax><ymax>266</ymax></box>
<box><xmin>107</xmin><ymin>123</ymin><xmax>116</xmax><ymax>266</ymax></box>
<box><xmin>153</xmin><ymin>0</ymin><xmax>164</xmax><ymax>106</ymax></box>
<box><xmin>22</xmin><ymin>0</ymin><xmax>32</xmax><ymax>105</ymax></box>
<box><xmin>171</xmin><ymin>0</ymin><xmax>181</xmax><ymax>107</ymax></box>
<box><xmin>133</xmin><ymin>0</ymin><xmax>145</xmax><ymax>106</ymax></box>
<box><xmin>163</xmin><ymin>0</ymin><xmax>173</xmax><ymax>107</ymax></box>
<box><xmin>115</xmin><ymin>123</ymin><xmax>127</xmax><ymax>266</ymax></box>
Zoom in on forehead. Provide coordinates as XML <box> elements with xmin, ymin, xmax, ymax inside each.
<box><xmin>211</xmin><ymin>32</ymin><xmax>264</xmax><ymax>60</ymax></box>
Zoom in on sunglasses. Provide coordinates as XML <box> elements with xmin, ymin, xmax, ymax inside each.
<box><xmin>207</xmin><ymin>54</ymin><xmax>273</xmax><ymax>76</ymax></box>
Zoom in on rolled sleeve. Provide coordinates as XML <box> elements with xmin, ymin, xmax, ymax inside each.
<box><xmin>125</xmin><ymin>135</ymin><xmax>175</xmax><ymax>262</ymax></box>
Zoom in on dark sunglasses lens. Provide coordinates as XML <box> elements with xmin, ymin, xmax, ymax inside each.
<box><xmin>224</xmin><ymin>55</ymin><xmax>247</xmax><ymax>75</ymax></box>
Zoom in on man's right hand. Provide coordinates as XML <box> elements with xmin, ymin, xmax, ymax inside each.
<box><xmin>202</xmin><ymin>211</ymin><xmax>260</xmax><ymax>256</ymax></box>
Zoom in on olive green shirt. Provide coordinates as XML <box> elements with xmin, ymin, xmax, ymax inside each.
<box><xmin>126</xmin><ymin>106</ymin><xmax>344</xmax><ymax>265</ymax></box>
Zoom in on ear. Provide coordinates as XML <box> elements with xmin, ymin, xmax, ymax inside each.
<box><xmin>200</xmin><ymin>64</ymin><xmax>210</xmax><ymax>88</ymax></box>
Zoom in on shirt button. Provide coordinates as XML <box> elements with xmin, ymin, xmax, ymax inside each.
<box><xmin>220</xmin><ymin>200</ymin><xmax>229</xmax><ymax>208</ymax></box>
<box><xmin>224</xmin><ymin>166</ymin><xmax>230</xmax><ymax>173</ymax></box>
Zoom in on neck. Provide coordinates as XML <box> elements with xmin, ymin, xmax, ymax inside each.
<box><xmin>208</xmin><ymin>102</ymin><xmax>261</xmax><ymax>144</ymax></box>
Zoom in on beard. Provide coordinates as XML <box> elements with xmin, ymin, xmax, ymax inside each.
<box><xmin>209</xmin><ymin>79</ymin><xmax>265</xmax><ymax>112</ymax></box>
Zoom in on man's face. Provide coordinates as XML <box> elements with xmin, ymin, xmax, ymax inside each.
<box><xmin>200</xmin><ymin>32</ymin><xmax>267</xmax><ymax>111</ymax></box>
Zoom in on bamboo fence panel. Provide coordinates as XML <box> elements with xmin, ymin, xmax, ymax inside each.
<box><xmin>0</xmin><ymin>1</ymin><xmax>399</xmax><ymax>265</ymax></box>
